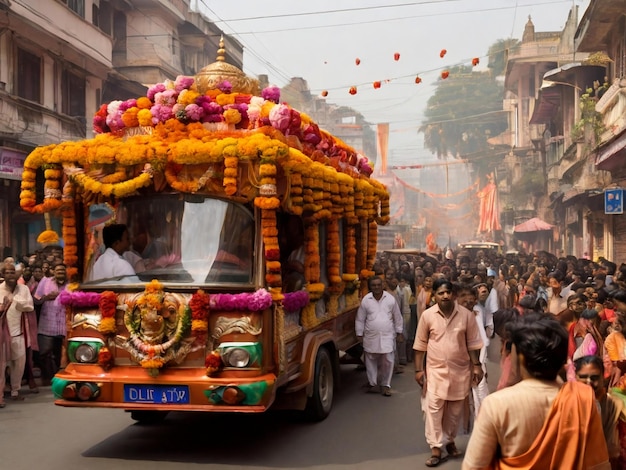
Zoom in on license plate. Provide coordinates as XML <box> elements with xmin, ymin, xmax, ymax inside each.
<box><xmin>123</xmin><ymin>384</ymin><xmax>190</xmax><ymax>404</ymax></box>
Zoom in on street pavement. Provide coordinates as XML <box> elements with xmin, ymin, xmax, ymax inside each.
<box><xmin>0</xmin><ymin>339</ymin><xmax>502</xmax><ymax>470</ymax></box>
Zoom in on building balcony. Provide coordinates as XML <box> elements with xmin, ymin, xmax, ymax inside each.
<box><xmin>10</xmin><ymin>1</ymin><xmax>112</xmax><ymax>70</ymax></box>
<box><xmin>508</xmin><ymin>42</ymin><xmax>558</xmax><ymax>61</ymax></box>
<box><xmin>0</xmin><ymin>91</ymin><xmax>85</xmax><ymax>147</ymax></box>
<box><xmin>596</xmin><ymin>78</ymin><xmax>626</xmax><ymax>143</ymax></box>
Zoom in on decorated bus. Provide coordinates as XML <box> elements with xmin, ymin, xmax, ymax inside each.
<box><xmin>19</xmin><ymin>40</ymin><xmax>389</xmax><ymax>422</ymax></box>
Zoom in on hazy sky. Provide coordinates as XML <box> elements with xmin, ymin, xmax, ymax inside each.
<box><xmin>196</xmin><ymin>0</ymin><xmax>590</xmax><ymax>166</ymax></box>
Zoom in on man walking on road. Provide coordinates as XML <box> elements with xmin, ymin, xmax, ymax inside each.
<box><xmin>35</xmin><ymin>263</ymin><xmax>68</xmax><ymax>385</ymax></box>
<box><xmin>414</xmin><ymin>278</ymin><xmax>484</xmax><ymax>467</ymax></box>
<box><xmin>356</xmin><ymin>276</ymin><xmax>404</xmax><ymax>397</ymax></box>
<box><xmin>0</xmin><ymin>262</ymin><xmax>35</xmax><ymax>405</ymax></box>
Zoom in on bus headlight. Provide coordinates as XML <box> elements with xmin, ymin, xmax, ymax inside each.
<box><xmin>75</xmin><ymin>344</ymin><xmax>97</xmax><ymax>363</ymax></box>
<box><xmin>218</xmin><ymin>342</ymin><xmax>262</xmax><ymax>368</ymax></box>
<box><xmin>67</xmin><ymin>337</ymin><xmax>105</xmax><ymax>364</ymax></box>
<box><xmin>224</xmin><ymin>348</ymin><xmax>250</xmax><ymax>367</ymax></box>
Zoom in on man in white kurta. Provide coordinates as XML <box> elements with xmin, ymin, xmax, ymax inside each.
<box><xmin>356</xmin><ymin>276</ymin><xmax>404</xmax><ymax>396</ymax></box>
<box><xmin>0</xmin><ymin>263</ymin><xmax>35</xmax><ymax>402</ymax></box>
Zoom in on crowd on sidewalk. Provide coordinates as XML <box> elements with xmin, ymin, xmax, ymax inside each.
<box><xmin>0</xmin><ymin>245</ymin><xmax>67</xmax><ymax>408</ymax></box>
<box><xmin>360</xmin><ymin>247</ymin><xmax>626</xmax><ymax>469</ymax></box>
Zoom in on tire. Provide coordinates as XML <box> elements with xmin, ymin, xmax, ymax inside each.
<box><xmin>304</xmin><ymin>347</ymin><xmax>335</xmax><ymax>421</ymax></box>
<box><xmin>129</xmin><ymin>410</ymin><xmax>169</xmax><ymax>424</ymax></box>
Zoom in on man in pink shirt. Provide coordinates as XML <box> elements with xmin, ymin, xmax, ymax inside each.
<box><xmin>414</xmin><ymin>278</ymin><xmax>484</xmax><ymax>467</ymax></box>
<box><xmin>34</xmin><ymin>264</ymin><xmax>68</xmax><ymax>385</ymax></box>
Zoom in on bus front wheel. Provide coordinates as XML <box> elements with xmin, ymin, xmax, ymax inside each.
<box><xmin>304</xmin><ymin>347</ymin><xmax>334</xmax><ymax>421</ymax></box>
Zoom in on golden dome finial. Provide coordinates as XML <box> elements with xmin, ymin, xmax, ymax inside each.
<box><xmin>195</xmin><ymin>35</ymin><xmax>260</xmax><ymax>95</ymax></box>
<box><xmin>216</xmin><ymin>36</ymin><xmax>225</xmax><ymax>62</ymax></box>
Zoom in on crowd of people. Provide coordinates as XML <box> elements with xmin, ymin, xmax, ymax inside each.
<box><xmin>5</xmin><ymin>239</ymin><xmax>626</xmax><ymax>467</ymax></box>
<box><xmin>0</xmin><ymin>245</ymin><xmax>68</xmax><ymax>408</ymax></box>
<box><xmin>360</xmin><ymin>248</ymin><xmax>626</xmax><ymax>469</ymax></box>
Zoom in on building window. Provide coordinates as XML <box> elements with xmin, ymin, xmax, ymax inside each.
<box><xmin>17</xmin><ymin>48</ymin><xmax>41</xmax><ymax>103</ymax></box>
<box><xmin>62</xmin><ymin>69</ymin><xmax>86</xmax><ymax>118</ymax></box>
<box><xmin>97</xmin><ymin>1</ymin><xmax>112</xmax><ymax>36</ymax></box>
<box><xmin>63</xmin><ymin>0</ymin><xmax>85</xmax><ymax>18</ymax></box>
<box><xmin>92</xmin><ymin>4</ymin><xmax>99</xmax><ymax>27</ymax></box>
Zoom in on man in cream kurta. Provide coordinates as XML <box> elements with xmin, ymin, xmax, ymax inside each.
<box><xmin>0</xmin><ymin>262</ymin><xmax>35</xmax><ymax>404</ymax></box>
<box><xmin>414</xmin><ymin>278</ymin><xmax>483</xmax><ymax>466</ymax></box>
<box><xmin>356</xmin><ymin>276</ymin><xmax>404</xmax><ymax>396</ymax></box>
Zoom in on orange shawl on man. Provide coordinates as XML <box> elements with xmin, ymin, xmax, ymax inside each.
<box><xmin>496</xmin><ymin>381</ymin><xmax>610</xmax><ymax>470</ymax></box>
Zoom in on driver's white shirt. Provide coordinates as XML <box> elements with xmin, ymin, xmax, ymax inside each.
<box><xmin>90</xmin><ymin>247</ymin><xmax>135</xmax><ymax>281</ymax></box>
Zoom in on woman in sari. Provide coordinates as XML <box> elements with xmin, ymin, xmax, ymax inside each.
<box><xmin>574</xmin><ymin>355</ymin><xmax>622</xmax><ymax>469</ymax></box>
<box><xmin>565</xmin><ymin>306</ymin><xmax>604</xmax><ymax>382</ymax></box>
<box><xmin>605</xmin><ymin>292</ymin><xmax>626</xmax><ymax>375</ymax></box>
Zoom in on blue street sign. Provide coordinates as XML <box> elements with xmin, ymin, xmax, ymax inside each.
<box><xmin>605</xmin><ymin>188</ymin><xmax>623</xmax><ymax>214</ymax></box>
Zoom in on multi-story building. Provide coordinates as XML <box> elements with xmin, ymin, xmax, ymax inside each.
<box><xmin>490</xmin><ymin>7</ymin><xmax>598</xmax><ymax>254</ymax></box>
<box><xmin>2</xmin><ymin>0</ymin><xmax>241</xmax><ymax>258</ymax></box>
<box><xmin>574</xmin><ymin>0</ymin><xmax>626</xmax><ymax>261</ymax></box>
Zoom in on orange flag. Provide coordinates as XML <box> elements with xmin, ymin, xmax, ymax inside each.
<box><xmin>377</xmin><ymin>123</ymin><xmax>389</xmax><ymax>175</ymax></box>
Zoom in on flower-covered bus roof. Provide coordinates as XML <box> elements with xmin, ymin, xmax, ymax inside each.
<box><xmin>20</xmin><ymin>75</ymin><xmax>389</xmax><ymax>225</ymax></box>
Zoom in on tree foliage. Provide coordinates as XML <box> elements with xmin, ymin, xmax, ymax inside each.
<box><xmin>487</xmin><ymin>38</ymin><xmax>519</xmax><ymax>76</ymax></box>
<box><xmin>419</xmin><ymin>39</ymin><xmax>518</xmax><ymax>170</ymax></box>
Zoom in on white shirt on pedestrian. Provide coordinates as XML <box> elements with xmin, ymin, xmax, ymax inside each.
<box><xmin>356</xmin><ymin>291</ymin><xmax>403</xmax><ymax>354</ymax></box>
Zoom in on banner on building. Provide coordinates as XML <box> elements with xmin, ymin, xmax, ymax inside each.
<box><xmin>605</xmin><ymin>188</ymin><xmax>623</xmax><ymax>214</ymax></box>
<box><xmin>0</xmin><ymin>148</ymin><xmax>27</xmax><ymax>181</ymax></box>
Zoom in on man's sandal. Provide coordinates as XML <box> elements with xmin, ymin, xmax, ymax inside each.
<box><xmin>425</xmin><ymin>454</ymin><xmax>448</xmax><ymax>467</ymax></box>
<box><xmin>446</xmin><ymin>442</ymin><xmax>463</xmax><ymax>458</ymax></box>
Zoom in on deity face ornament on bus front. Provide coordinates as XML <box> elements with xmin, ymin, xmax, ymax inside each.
<box><xmin>115</xmin><ymin>286</ymin><xmax>193</xmax><ymax>375</ymax></box>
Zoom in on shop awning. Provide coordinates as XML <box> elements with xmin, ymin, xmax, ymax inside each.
<box><xmin>513</xmin><ymin>217</ymin><xmax>553</xmax><ymax>233</ymax></box>
<box><xmin>596</xmin><ymin>131</ymin><xmax>626</xmax><ymax>171</ymax></box>
<box><xmin>530</xmin><ymin>63</ymin><xmax>606</xmax><ymax>125</ymax></box>
<box><xmin>542</xmin><ymin>63</ymin><xmax>606</xmax><ymax>86</ymax></box>
<box><xmin>529</xmin><ymin>85</ymin><xmax>562</xmax><ymax>124</ymax></box>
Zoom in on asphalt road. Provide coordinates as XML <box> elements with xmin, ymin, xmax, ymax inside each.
<box><xmin>0</xmin><ymin>340</ymin><xmax>502</xmax><ymax>470</ymax></box>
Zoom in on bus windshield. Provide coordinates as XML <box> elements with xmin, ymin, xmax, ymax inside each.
<box><xmin>83</xmin><ymin>195</ymin><xmax>255</xmax><ymax>287</ymax></box>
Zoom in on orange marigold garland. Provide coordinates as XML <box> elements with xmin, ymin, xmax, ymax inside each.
<box><xmin>367</xmin><ymin>221</ymin><xmax>378</xmax><ymax>271</ymax></box>
<box><xmin>189</xmin><ymin>289</ymin><xmax>210</xmax><ymax>343</ymax></box>
<box><xmin>205</xmin><ymin>350</ymin><xmax>222</xmax><ymax>376</ymax></box>
<box><xmin>99</xmin><ymin>290</ymin><xmax>118</xmax><ymax>335</ymax></box>
<box><xmin>326</xmin><ymin>218</ymin><xmax>342</xmax><ymax>289</ymax></box>
<box><xmin>255</xmin><ymin>159</ymin><xmax>281</xmax><ymax>213</ymax></box>
<box><xmin>223</xmin><ymin>155</ymin><xmax>239</xmax><ymax>196</ymax></box>
<box><xmin>20</xmin><ymin>163</ymin><xmax>63</xmax><ymax>214</ymax></box>
<box><xmin>354</xmin><ymin>179</ymin><xmax>368</xmax><ymax>219</ymax></box>
<box><xmin>304</xmin><ymin>222</ymin><xmax>320</xmax><ymax>286</ymax></box>
<box><xmin>340</xmin><ymin>174</ymin><xmax>357</xmax><ymax>225</ymax></box>
<box><xmin>261</xmin><ymin>209</ymin><xmax>282</xmax><ymax>296</ymax></box>
<box><xmin>288</xmin><ymin>172</ymin><xmax>304</xmax><ymax>215</ymax></box>
<box><xmin>301</xmin><ymin>302</ymin><xmax>318</xmax><ymax>330</ymax></box>
<box><xmin>359</xmin><ymin>220</ymin><xmax>373</xmax><ymax>291</ymax></box>
<box><xmin>344</xmin><ymin>225</ymin><xmax>357</xmax><ymax>275</ymax></box>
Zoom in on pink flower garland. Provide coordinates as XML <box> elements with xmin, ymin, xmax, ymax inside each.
<box><xmin>59</xmin><ymin>290</ymin><xmax>101</xmax><ymax>308</ymax></box>
<box><xmin>210</xmin><ymin>288</ymin><xmax>273</xmax><ymax>311</ymax></box>
<box><xmin>282</xmin><ymin>290</ymin><xmax>309</xmax><ymax>311</ymax></box>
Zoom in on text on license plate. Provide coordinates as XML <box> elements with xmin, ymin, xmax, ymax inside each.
<box><xmin>123</xmin><ymin>384</ymin><xmax>190</xmax><ymax>404</ymax></box>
